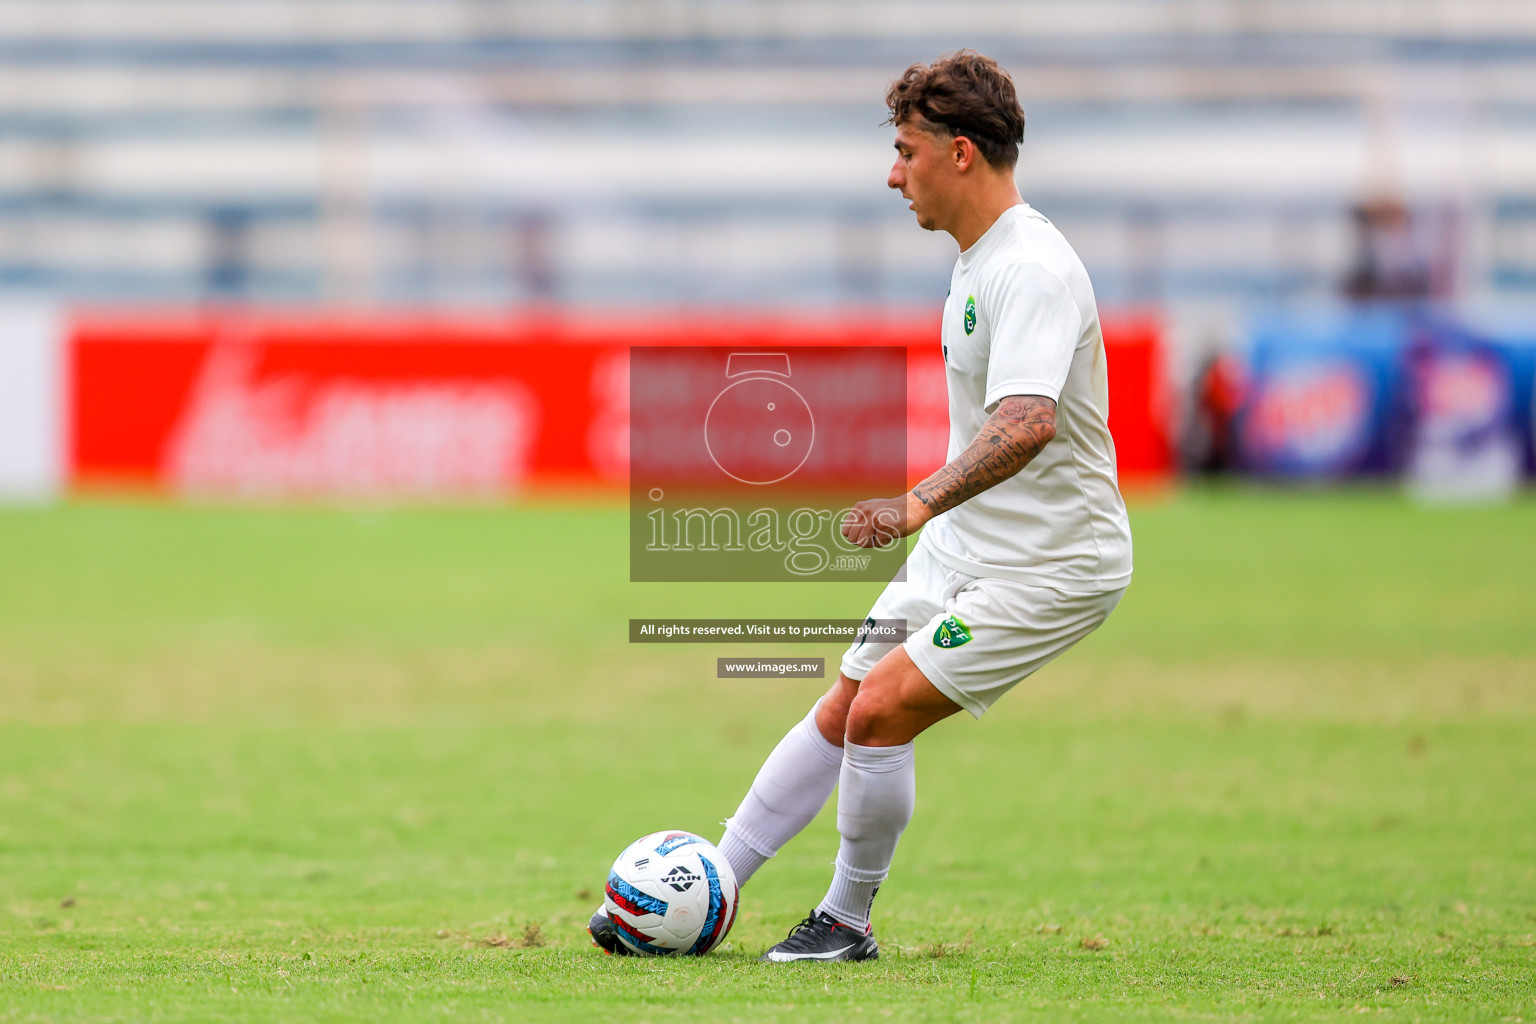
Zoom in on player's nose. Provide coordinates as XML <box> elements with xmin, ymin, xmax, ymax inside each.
<box><xmin>887</xmin><ymin>161</ymin><xmax>904</xmax><ymax>190</ymax></box>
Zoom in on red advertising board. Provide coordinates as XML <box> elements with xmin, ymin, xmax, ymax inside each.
<box><xmin>70</xmin><ymin>310</ymin><xmax>1169</xmax><ymax>495</ymax></box>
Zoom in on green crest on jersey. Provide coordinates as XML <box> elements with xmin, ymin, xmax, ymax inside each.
<box><xmin>933</xmin><ymin>614</ymin><xmax>973</xmax><ymax>649</ymax></box>
<box><xmin>963</xmin><ymin>295</ymin><xmax>977</xmax><ymax>335</ymax></box>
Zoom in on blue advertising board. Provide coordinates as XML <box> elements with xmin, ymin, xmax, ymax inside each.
<box><xmin>1237</xmin><ymin>307</ymin><xmax>1409</xmax><ymax>478</ymax></box>
<box><xmin>1237</xmin><ymin>305</ymin><xmax>1536</xmax><ymax>483</ymax></box>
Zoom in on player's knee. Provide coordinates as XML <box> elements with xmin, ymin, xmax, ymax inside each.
<box><xmin>843</xmin><ymin>687</ymin><xmax>898</xmax><ymax>746</ymax></box>
<box><xmin>814</xmin><ymin>675</ymin><xmax>857</xmax><ymax>746</ymax></box>
<box><xmin>814</xmin><ymin>693</ymin><xmax>849</xmax><ymax>747</ymax></box>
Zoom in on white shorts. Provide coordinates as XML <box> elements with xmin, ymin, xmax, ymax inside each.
<box><xmin>839</xmin><ymin>539</ymin><xmax>1125</xmax><ymax>719</ymax></box>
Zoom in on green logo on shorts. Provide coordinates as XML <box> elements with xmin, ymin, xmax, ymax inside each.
<box><xmin>933</xmin><ymin>614</ymin><xmax>972</xmax><ymax>648</ymax></box>
<box><xmin>963</xmin><ymin>295</ymin><xmax>977</xmax><ymax>335</ymax></box>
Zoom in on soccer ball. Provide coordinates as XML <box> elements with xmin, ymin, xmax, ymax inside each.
<box><xmin>603</xmin><ymin>830</ymin><xmax>739</xmax><ymax>956</ymax></box>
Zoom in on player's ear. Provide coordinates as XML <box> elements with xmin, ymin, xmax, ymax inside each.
<box><xmin>952</xmin><ymin>135</ymin><xmax>976</xmax><ymax>173</ymax></box>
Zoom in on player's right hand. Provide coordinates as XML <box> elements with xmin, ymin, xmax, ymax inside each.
<box><xmin>841</xmin><ymin>495</ymin><xmax>918</xmax><ymax>549</ymax></box>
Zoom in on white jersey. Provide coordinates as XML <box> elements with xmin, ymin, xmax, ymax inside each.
<box><xmin>920</xmin><ymin>203</ymin><xmax>1133</xmax><ymax>594</ymax></box>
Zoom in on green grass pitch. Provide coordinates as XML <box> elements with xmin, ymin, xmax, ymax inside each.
<box><xmin>1</xmin><ymin>487</ymin><xmax>1533</xmax><ymax>1022</ymax></box>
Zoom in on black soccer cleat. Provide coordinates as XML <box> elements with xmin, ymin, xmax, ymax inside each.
<box><xmin>759</xmin><ymin>910</ymin><xmax>879</xmax><ymax>963</ymax></box>
<box><xmin>588</xmin><ymin>906</ymin><xmax>634</xmax><ymax>956</ymax></box>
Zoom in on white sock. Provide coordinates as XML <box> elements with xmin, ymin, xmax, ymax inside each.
<box><xmin>816</xmin><ymin>740</ymin><xmax>915</xmax><ymax>930</ymax></box>
<box><xmin>718</xmin><ymin>701</ymin><xmax>844</xmax><ymax>886</ymax></box>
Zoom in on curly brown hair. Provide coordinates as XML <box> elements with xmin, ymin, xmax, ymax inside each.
<box><xmin>884</xmin><ymin>51</ymin><xmax>1026</xmax><ymax>170</ymax></box>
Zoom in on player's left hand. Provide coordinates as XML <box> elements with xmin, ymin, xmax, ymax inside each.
<box><xmin>841</xmin><ymin>493</ymin><xmax>928</xmax><ymax>549</ymax></box>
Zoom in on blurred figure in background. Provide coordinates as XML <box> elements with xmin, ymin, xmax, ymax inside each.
<box><xmin>1343</xmin><ymin>196</ymin><xmax>1433</xmax><ymax>303</ymax></box>
<box><xmin>1184</xmin><ymin>351</ymin><xmax>1245</xmax><ymax>476</ymax></box>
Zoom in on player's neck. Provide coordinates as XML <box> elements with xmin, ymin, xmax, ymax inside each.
<box><xmin>947</xmin><ymin>180</ymin><xmax>1025</xmax><ymax>252</ymax></box>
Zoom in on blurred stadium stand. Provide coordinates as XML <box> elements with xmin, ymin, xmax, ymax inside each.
<box><xmin>2</xmin><ymin>0</ymin><xmax>1535</xmax><ymax>316</ymax></box>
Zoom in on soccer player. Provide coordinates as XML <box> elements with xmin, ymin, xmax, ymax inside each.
<box><xmin>592</xmin><ymin>50</ymin><xmax>1133</xmax><ymax>961</ymax></box>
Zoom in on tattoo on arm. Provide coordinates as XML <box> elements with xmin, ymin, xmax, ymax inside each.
<box><xmin>911</xmin><ymin>395</ymin><xmax>1057</xmax><ymax>518</ymax></box>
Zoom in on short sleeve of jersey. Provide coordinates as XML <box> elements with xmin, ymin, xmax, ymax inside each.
<box><xmin>980</xmin><ymin>260</ymin><xmax>1083</xmax><ymax>411</ymax></box>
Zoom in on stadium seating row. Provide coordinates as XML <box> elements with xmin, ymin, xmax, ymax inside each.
<box><xmin>0</xmin><ymin>0</ymin><xmax>1533</xmax><ymax>311</ymax></box>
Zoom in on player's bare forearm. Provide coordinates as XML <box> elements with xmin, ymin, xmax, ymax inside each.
<box><xmin>912</xmin><ymin>394</ymin><xmax>1057</xmax><ymax>520</ymax></box>
<box><xmin>840</xmin><ymin>395</ymin><xmax>1056</xmax><ymax>549</ymax></box>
